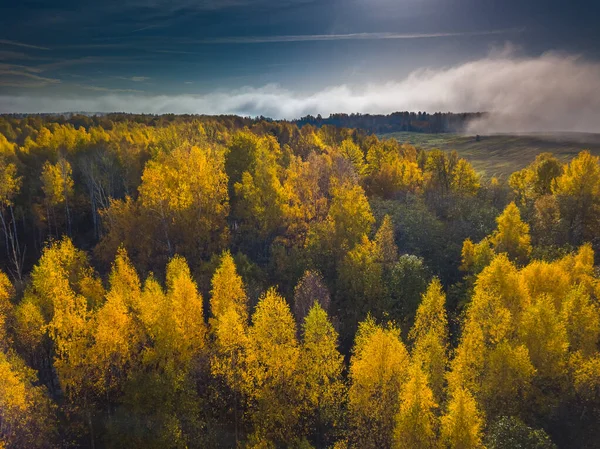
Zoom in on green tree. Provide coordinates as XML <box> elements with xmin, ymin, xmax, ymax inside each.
<box><xmin>485</xmin><ymin>416</ymin><xmax>557</xmax><ymax>449</ymax></box>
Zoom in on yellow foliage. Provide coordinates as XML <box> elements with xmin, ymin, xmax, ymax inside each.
<box><xmin>440</xmin><ymin>387</ymin><xmax>484</xmax><ymax>449</ymax></box>
<box><xmin>40</xmin><ymin>158</ymin><xmax>73</xmax><ymax>207</ymax></box>
<box><xmin>573</xmin><ymin>355</ymin><xmax>600</xmax><ymax>404</ymax></box>
<box><xmin>0</xmin><ymin>351</ymin><xmax>55</xmax><ymax>448</ymax></box>
<box><xmin>490</xmin><ymin>202</ymin><xmax>531</xmax><ymax>265</ymax></box>
<box><xmin>553</xmin><ymin>150</ymin><xmax>600</xmax><ymax>198</ymax></box>
<box><xmin>348</xmin><ymin>317</ymin><xmax>410</xmax><ymax>449</ymax></box>
<box><xmin>393</xmin><ymin>362</ymin><xmax>438</xmax><ymax>449</ymax></box>
<box><xmin>451</xmin><ymin>158</ymin><xmax>480</xmax><ymax>197</ymax></box>
<box><xmin>0</xmin><ymin>156</ymin><xmax>21</xmax><ymax>208</ymax></box>
<box><xmin>301</xmin><ymin>303</ymin><xmax>344</xmax><ymax>413</ymax></box>
<box><xmin>474</xmin><ymin>254</ymin><xmax>529</xmax><ymax>318</ymax></box>
<box><xmin>560</xmin><ymin>287</ymin><xmax>600</xmax><ymax>358</ymax></box>
<box><xmin>374</xmin><ymin>215</ymin><xmax>398</xmax><ymax>265</ymax></box>
<box><xmin>479</xmin><ymin>342</ymin><xmax>535</xmax><ymax>417</ymax></box>
<box><xmin>210</xmin><ymin>251</ymin><xmax>248</xmax><ymax>323</ymax></box>
<box><xmin>409</xmin><ymin>278</ymin><xmax>449</xmax><ymax>402</ymax></box>
<box><xmin>518</xmin><ymin>294</ymin><xmax>568</xmax><ymax>381</ymax></box>
<box><xmin>13</xmin><ymin>299</ymin><xmax>45</xmax><ymax>355</ymax></box>
<box><xmin>520</xmin><ymin>261</ymin><xmax>571</xmax><ymax>310</ymax></box>
<box><xmin>90</xmin><ymin>249</ymin><xmax>140</xmax><ymax>396</ymax></box>
<box><xmin>244</xmin><ymin>288</ymin><xmax>301</xmax><ymax>443</ymax></box>
<box><xmin>0</xmin><ymin>271</ymin><xmax>13</xmax><ymax>349</ymax></box>
<box><xmin>210</xmin><ymin>252</ymin><xmax>249</xmax><ymax>394</ymax></box>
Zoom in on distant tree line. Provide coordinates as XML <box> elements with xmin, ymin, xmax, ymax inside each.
<box><xmin>295</xmin><ymin>112</ymin><xmax>487</xmax><ymax>134</ymax></box>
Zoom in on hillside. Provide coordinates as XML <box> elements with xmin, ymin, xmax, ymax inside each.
<box><xmin>383</xmin><ymin>131</ymin><xmax>600</xmax><ymax>178</ymax></box>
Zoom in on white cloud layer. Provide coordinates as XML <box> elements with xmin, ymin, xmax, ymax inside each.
<box><xmin>2</xmin><ymin>51</ymin><xmax>600</xmax><ymax>134</ymax></box>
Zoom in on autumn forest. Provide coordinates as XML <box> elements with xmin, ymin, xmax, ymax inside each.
<box><xmin>0</xmin><ymin>114</ymin><xmax>599</xmax><ymax>449</ymax></box>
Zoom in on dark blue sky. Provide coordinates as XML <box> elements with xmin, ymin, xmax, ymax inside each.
<box><xmin>1</xmin><ymin>0</ymin><xmax>599</xmax><ymax>116</ymax></box>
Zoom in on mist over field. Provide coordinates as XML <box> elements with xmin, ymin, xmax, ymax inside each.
<box><xmin>3</xmin><ymin>50</ymin><xmax>600</xmax><ymax>134</ymax></box>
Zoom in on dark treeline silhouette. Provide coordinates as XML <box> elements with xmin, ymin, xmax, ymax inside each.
<box><xmin>295</xmin><ymin>111</ymin><xmax>487</xmax><ymax>133</ymax></box>
<box><xmin>2</xmin><ymin>110</ymin><xmax>485</xmax><ymax>138</ymax></box>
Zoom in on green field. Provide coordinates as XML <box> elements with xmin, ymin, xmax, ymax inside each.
<box><xmin>382</xmin><ymin>132</ymin><xmax>600</xmax><ymax>179</ymax></box>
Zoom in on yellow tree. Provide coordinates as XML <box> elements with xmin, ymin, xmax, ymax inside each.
<box><xmin>518</xmin><ymin>293</ymin><xmax>568</xmax><ymax>381</ymax></box>
<box><xmin>0</xmin><ymin>351</ymin><xmax>56</xmax><ymax>448</ymax></box>
<box><xmin>244</xmin><ymin>288</ymin><xmax>302</xmax><ymax>445</ymax></box>
<box><xmin>553</xmin><ymin>151</ymin><xmax>600</xmax><ymax>244</ymax></box>
<box><xmin>233</xmin><ymin>135</ymin><xmax>286</xmax><ymax>243</ymax></box>
<box><xmin>337</xmin><ymin>235</ymin><xmax>385</xmax><ymax>323</ymax></box>
<box><xmin>450</xmin><ymin>158</ymin><xmax>480</xmax><ymax>197</ymax></box>
<box><xmin>210</xmin><ymin>251</ymin><xmax>249</xmax><ymax>326</ymax></box>
<box><xmin>560</xmin><ymin>286</ymin><xmax>600</xmax><ymax>358</ymax></box>
<box><xmin>365</xmin><ymin>139</ymin><xmax>423</xmax><ymax>198</ymax></box>
<box><xmin>47</xmin><ymin>275</ymin><xmax>95</xmax><ymax>444</ymax></box>
<box><xmin>517</xmin><ymin>293</ymin><xmax>569</xmax><ymax>416</ymax></box>
<box><xmin>89</xmin><ymin>249</ymin><xmax>140</xmax><ymax>405</ymax></box>
<box><xmin>21</xmin><ymin>238</ymin><xmax>101</xmax><ymax>446</ymax></box>
<box><xmin>0</xmin><ymin>271</ymin><xmax>14</xmax><ymax>351</ymax></box>
<box><xmin>490</xmin><ymin>202</ymin><xmax>532</xmax><ymax>265</ymax></box>
<box><xmin>409</xmin><ymin>278</ymin><xmax>449</xmax><ymax>403</ymax></box>
<box><xmin>300</xmin><ymin>303</ymin><xmax>345</xmax><ymax>447</ymax></box>
<box><xmin>509</xmin><ymin>153</ymin><xmax>562</xmax><ymax>205</ymax></box>
<box><xmin>348</xmin><ymin>317</ymin><xmax>410</xmax><ymax>449</ymax></box>
<box><xmin>281</xmin><ymin>154</ymin><xmax>329</xmax><ymax>249</ymax></box>
<box><xmin>449</xmin><ymin>255</ymin><xmax>534</xmax><ymax>419</ymax></box>
<box><xmin>210</xmin><ymin>252</ymin><xmax>250</xmax><ymax>444</ymax></box>
<box><xmin>164</xmin><ymin>256</ymin><xmax>206</xmax><ymax>365</ymax></box>
<box><xmin>460</xmin><ymin>237</ymin><xmax>493</xmax><ymax>275</ymax></box>
<box><xmin>338</xmin><ymin>138</ymin><xmax>366</xmax><ymax>177</ymax></box>
<box><xmin>393</xmin><ymin>362</ymin><xmax>438</xmax><ymax>449</ymax></box>
<box><xmin>440</xmin><ymin>387</ymin><xmax>484</xmax><ymax>449</ymax></box>
<box><xmin>113</xmin><ymin>256</ymin><xmax>207</xmax><ymax>448</ymax></box>
<box><xmin>139</xmin><ymin>143</ymin><xmax>230</xmax><ymax>261</ymax></box>
<box><xmin>19</xmin><ymin>238</ymin><xmax>103</xmax><ymax>413</ymax></box>
<box><xmin>40</xmin><ymin>158</ymin><xmax>74</xmax><ymax>236</ymax></box>
<box><xmin>314</xmin><ymin>181</ymin><xmax>374</xmax><ymax>257</ymax></box>
<box><xmin>375</xmin><ymin>215</ymin><xmax>398</xmax><ymax>266</ymax></box>
<box><xmin>479</xmin><ymin>341</ymin><xmax>536</xmax><ymax>418</ymax></box>
<box><xmin>0</xmin><ymin>150</ymin><xmax>23</xmax><ymax>279</ymax></box>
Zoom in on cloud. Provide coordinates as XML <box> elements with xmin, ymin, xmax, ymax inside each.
<box><xmin>114</xmin><ymin>76</ymin><xmax>151</xmax><ymax>82</ymax></box>
<box><xmin>2</xmin><ymin>51</ymin><xmax>600</xmax><ymax>134</ymax></box>
<box><xmin>0</xmin><ymin>70</ymin><xmax>60</xmax><ymax>88</ymax></box>
<box><xmin>77</xmin><ymin>84</ymin><xmax>144</xmax><ymax>93</ymax></box>
<box><xmin>180</xmin><ymin>29</ymin><xmax>521</xmax><ymax>44</ymax></box>
<box><xmin>0</xmin><ymin>39</ymin><xmax>50</xmax><ymax>50</ymax></box>
<box><xmin>120</xmin><ymin>0</ymin><xmax>316</xmax><ymax>13</ymax></box>
<box><xmin>0</xmin><ymin>51</ymin><xmax>36</xmax><ymax>61</ymax></box>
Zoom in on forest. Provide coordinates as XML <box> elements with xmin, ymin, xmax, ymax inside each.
<box><xmin>295</xmin><ymin>112</ymin><xmax>485</xmax><ymax>134</ymax></box>
<box><xmin>0</xmin><ymin>113</ymin><xmax>599</xmax><ymax>449</ymax></box>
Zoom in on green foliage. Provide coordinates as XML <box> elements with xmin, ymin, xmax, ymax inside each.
<box><xmin>485</xmin><ymin>416</ymin><xmax>557</xmax><ymax>449</ymax></box>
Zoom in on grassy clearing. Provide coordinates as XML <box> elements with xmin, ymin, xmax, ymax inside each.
<box><xmin>381</xmin><ymin>132</ymin><xmax>600</xmax><ymax>179</ymax></box>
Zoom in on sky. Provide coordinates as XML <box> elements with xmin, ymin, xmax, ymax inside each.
<box><xmin>1</xmin><ymin>0</ymin><xmax>600</xmax><ymax>131</ymax></box>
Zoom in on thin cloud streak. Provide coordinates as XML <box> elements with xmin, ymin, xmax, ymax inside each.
<box><xmin>2</xmin><ymin>51</ymin><xmax>600</xmax><ymax>134</ymax></box>
<box><xmin>0</xmin><ymin>39</ymin><xmax>50</xmax><ymax>50</ymax></box>
<box><xmin>181</xmin><ymin>28</ymin><xmax>523</xmax><ymax>44</ymax></box>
